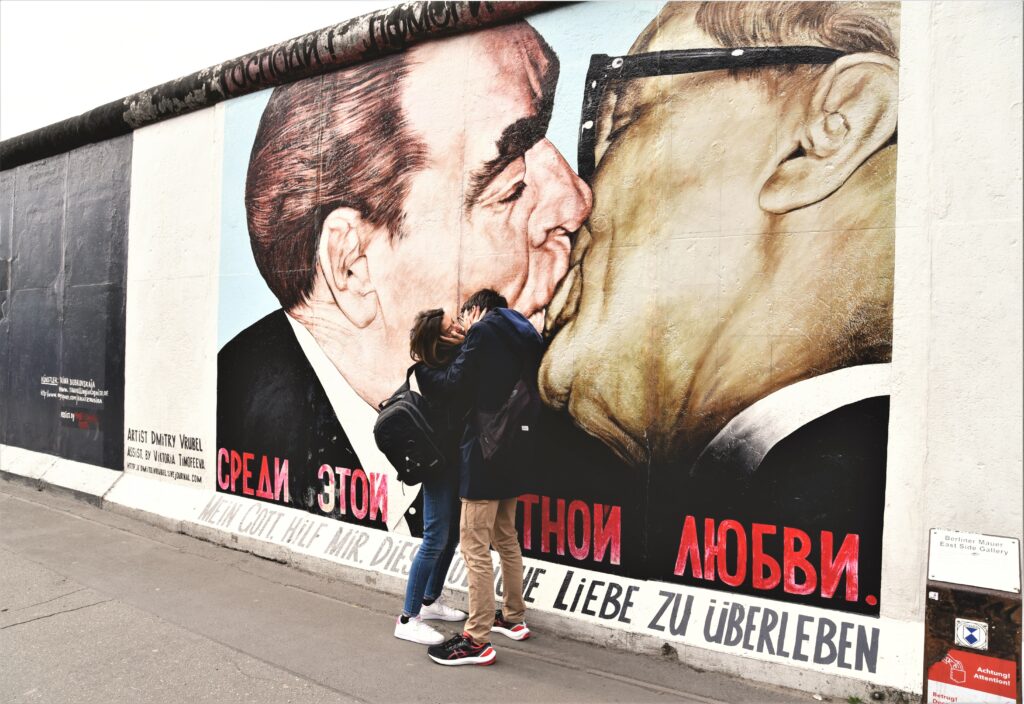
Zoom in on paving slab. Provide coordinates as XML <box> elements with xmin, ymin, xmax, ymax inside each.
<box><xmin>0</xmin><ymin>479</ymin><xmax>808</xmax><ymax>703</ymax></box>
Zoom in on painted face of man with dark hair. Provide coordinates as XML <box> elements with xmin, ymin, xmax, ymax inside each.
<box><xmin>296</xmin><ymin>22</ymin><xmax>592</xmax><ymax>409</ymax></box>
<box><xmin>540</xmin><ymin>2</ymin><xmax>898</xmax><ymax>469</ymax></box>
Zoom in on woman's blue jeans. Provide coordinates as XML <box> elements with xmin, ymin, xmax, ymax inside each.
<box><xmin>402</xmin><ymin>475</ymin><xmax>460</xmax><ymax>616</ymax></box>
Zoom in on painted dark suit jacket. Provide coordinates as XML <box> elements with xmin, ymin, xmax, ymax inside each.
<box><xmin>523</xmin><ymin>367</ymin><xmax>889</xmax><ymax>616</ymax></box>
<box><xmin>216</xmin><ymin>309</ymin><xmax>422</xmax><ymax>535</ymax></box>
<box><xmin>646</xmin><ymin>393</ymin><xmax>890</xmax><ymax>616</ymax></box>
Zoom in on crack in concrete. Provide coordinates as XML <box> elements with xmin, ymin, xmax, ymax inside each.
<box><xmin>211</xmin><ymin>641</ymin><xmax>372</xmax><ymax>704</ymax></box>
<box><xmin>5</xmin><ymin>492</ymin><xmax>248</xmax><ymax>567</ymax></box>
<box><xmin>1</xmin><ymin>599</ymin><xmax>112</xmax><ymax>630</ymax></box>
<box><xmin>272</xmin><ymin>578</ymin><xmax>726</xmax><ymax>703</ymax></box>
<box><xmin>506</xmin><ymin>645</ymin><xmax>731</xmax><ymax>703</ymax></box>
<box><xmin>224</xmin><ymin>655</ymin><xmax>290</xmax><ymax>689</ymax></box>
<box><xmin>6</xmin><ymin>587</ymin><xmax>88</xmax><ymax>613</ymax></box>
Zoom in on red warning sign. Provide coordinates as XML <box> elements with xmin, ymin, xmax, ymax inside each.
<box><xmin>927</xmin><ymin>649</ymin><xmax>1018</xmax><ymax>703</ymax></box>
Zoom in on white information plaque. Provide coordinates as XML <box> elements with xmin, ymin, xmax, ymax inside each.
<box><xmin>928</xmin><ymin>529</ymin><xmax>1021</xmax><ymax>593</ymax></box>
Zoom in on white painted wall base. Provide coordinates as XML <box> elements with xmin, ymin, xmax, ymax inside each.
<box><xmin>1</xmin><ymin>444</ymin><xmax>923</xmax><ymax>702</ymax></box>
<box><xmin>0</xmin><ymin>444</ymin><xmax>121</xmax><ymax>499</ymax></box>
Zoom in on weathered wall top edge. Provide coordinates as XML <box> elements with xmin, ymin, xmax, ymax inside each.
<box><xmin>0</xmin><ymin>0</ymin><xmax>568</xmax><ymax>172</ymax></box>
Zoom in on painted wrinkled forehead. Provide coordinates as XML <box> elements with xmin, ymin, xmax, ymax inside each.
<box><xmin>592</xmin><ymin>5</ymin><xmax>723</xmax><ymax>168</ymax></box>
<box><xmin>602</xmin><ymin>4</ymin><xmax>727</xmax><ymax>132</ymax></box>
<box><xmin>478</xmin><ymin>21</ymin><xmax>553</xmax><ymax>85</ymax></box>
<box><xmin>403</xmin><ymin>23</ymin><xmax>551</xmax><ymax>107</ymax></box>
<box><xmin>634</xmin><ymin>2</ymin><xmax>901</xmax><ymax>56</ymax></box>
<box><xmin>401</xmin><ymin>22</ymin><xmax>552</xmax><ymax>153</ymax></box>
<box><xmin>630</xmin><ymin>4</ymin><xmax>719</xmax><ymax>54</ymax></box>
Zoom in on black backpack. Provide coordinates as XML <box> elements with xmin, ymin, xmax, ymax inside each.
<box><xmin>373</xmin><ymin>366</ymin><xmax>446</xmax><ymax>486</ymax></box>
<box><xmin>476</xmin><ymin>323</ymin><xmax>543</xmax><ymax>461</ymax></box>
<box><xmin>477</xmin><ymin>373</ymin><xmax>542</xmax><ymax>461</ymax></box>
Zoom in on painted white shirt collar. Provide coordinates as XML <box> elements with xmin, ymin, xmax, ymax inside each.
<box><xmin>694</xmin><ymin>362</ymin><xmax>892</xmax><ymax>474</ymax></box>
<box><xmin>285</xmin><ymin>313</ymin><xmax>417</xmax><ymax>535</ymax></box>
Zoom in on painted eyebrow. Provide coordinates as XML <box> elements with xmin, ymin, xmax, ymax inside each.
<box><xmin>463</xmin><ymin>112</ymin><xmax>550</xmax><ymax>210</ymax></box>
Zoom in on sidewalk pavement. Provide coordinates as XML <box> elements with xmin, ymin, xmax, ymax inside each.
<box><xmin>0</xmin><ymin>478</ymin><xmax>809</xmax><ymax>703</ymax></box>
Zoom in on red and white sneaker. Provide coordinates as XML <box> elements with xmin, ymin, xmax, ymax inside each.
<box><xmin>492</xmin><ymin>610</ymin><xmax>531</xmax><ymax>640</ymax></box>
<box><xmin>427</xmin><ymin>632</ymin><xmax>496</xmax><ymax>666</ymax></box>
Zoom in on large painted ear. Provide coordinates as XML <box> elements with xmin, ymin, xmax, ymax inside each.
<box><xmin>317</xmin><ymin>207</ymin><xmax>379</xmax><ymax>328</ymax></box>
<box><xmin>760</xmin><ymin>53</ymin><xmax>898</xmax><ymax>214</ymax></box>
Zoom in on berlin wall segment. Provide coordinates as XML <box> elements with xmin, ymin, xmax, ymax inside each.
<box><xmin>2</xmin><ymin>0</ymin><xmax>903</xmax><ymax>693</ymax></box>
<box><xmin>5</xmin><ymin>1</ymin><xmax>1020</xmax><ymax>701</ymax></box>
<box><xmin>209</xmin><ymin>0</ymin><xmax>896</xmax><ymax>660</ymax></box>
<box><xmin>181</xmin><ymin>0</ymin><xmax>905</xmax><ymax>692</ymax></box>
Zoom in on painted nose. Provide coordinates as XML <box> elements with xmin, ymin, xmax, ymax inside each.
<box><xmin>525</xmin><ymin>139</ymin><xmax>594</xmax><ymax>247</ymax></box>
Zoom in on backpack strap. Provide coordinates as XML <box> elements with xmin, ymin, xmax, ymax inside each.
<box><xmin>378</xmin><ymin>365</ymin><xmax>420</xmax><ymax>412</ymax></box>
<box><xmin>407</xmin><ymin>365</ymin><xmax>423</xmax><ymax>394</ymax></box>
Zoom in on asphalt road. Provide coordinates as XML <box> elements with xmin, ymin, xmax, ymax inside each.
<box><xmin>0</xmin><ymin>478</ymin><xmax>808</xmax><ymax>703</ymax></box>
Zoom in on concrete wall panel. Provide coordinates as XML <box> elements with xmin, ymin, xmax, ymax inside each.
<box><xmin>2</xmin><ymin>136</ymin><xmax>131</xmax><ymax>470</ymax></box>
<box><xmin>121</xmin><ymin>106</ymin><xmax>222</xmax><ymax>488</ymax></box>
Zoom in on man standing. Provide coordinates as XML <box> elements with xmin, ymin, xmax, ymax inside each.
<box><xmin>420</xmin><ymin>289</ymin><xmax>541</xmax><ymax>666</ymax></box>
<box><xmin>217</xmin><ymin>21</ymin><xmax>591</xmax><ymax>534</ymax></box>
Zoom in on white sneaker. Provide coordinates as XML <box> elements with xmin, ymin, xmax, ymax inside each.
<box><xmin>394</xmin><ymin>615</ymin><xmax>445</xmax><ymax>645</ymax></box>
<box><xmin>419</xmin><ymin>599</ymin><xmax>467</xmax><ymax>622</ymax></box>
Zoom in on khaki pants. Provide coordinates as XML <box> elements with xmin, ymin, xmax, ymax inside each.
<box><xmin>460</xmin><ymin>497</ymin><xmax>525</xmax><ymax>643</ymax></box>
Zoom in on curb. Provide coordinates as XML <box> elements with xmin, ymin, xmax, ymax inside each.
<box><xmin>0</xmin><ymin>461</ymin><xmax>922</xmax><ymax>704</ymax></box>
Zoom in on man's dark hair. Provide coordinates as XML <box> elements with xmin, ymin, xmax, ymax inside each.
<box><xmin>461</xmin><ymin>289</ymin><xmax>508</xmax><ymax>315</ymax></box>
<box><xmin>245</xmin><ymin>53</ymin><xmax>427</xmax><ymax>310</ymax></box>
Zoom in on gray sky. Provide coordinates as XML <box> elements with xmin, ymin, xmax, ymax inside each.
<box><xmin>0</xmin><ymin>0</ymin><xmax>395</xmax><ymax>140</ymax></box>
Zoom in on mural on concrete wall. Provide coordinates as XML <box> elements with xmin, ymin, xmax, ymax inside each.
<box><xmin>217</xmin><ymin>0</ymin><xmax>898</xmax><ymax>618</ymax></box>
<box><xmin>1</xmin><ymin>136</ymin><xmax>132</xmax><ymax>470</ymax></box>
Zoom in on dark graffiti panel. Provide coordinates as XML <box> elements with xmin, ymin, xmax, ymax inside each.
<box><xmin>0</xmin><ymin>169</ymin><xmax>13</xmax><ymax>446</ymax></box>
<box><xmin>59</xmin><ymin>282</ymin><xmax>127</xmax><ymax>467</ymax></box>
<box><xmin>65</xmin><ymin>139</ymin><xmax>131</xmax><ymax>289</ymax></box>
<box><xmin>6</xmin><ymin>287</ymin><xmax>61</xmax><ymax>452</ymax></box>
<box><xmin>12</xmin><ymin>156</ymin><xmax>65</xmax><ymax>291</ymax></box>
<box><xmin>3</xmin><ymin>135</ymin><xmax>132</xmax><ymax>470</ymax></box>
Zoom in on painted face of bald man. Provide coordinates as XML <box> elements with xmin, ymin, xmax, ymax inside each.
<box><xmin>540</xmin><ymin>2</ymin><xmax>899</xmax><ymax>468</ymax></box>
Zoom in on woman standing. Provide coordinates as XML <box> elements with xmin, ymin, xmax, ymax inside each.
<box><xmin>393</xmin><ymin>308</ymin><xmax>471</xmax><ymax>644</ymax></box>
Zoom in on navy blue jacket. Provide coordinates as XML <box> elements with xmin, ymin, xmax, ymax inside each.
<box><xmin>417</xmin><ymin>308</ymin><xmax>543</xmax><ymax>500</ymax></box>
<box><xmin>413</xmin><ymin>362</ymin><xmax>466</xmax><ymax>483</ymax></box>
